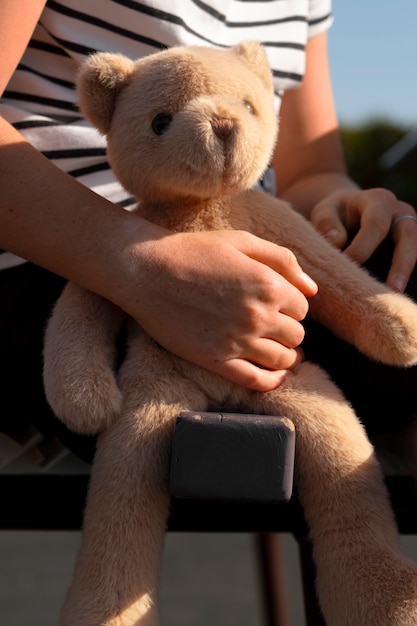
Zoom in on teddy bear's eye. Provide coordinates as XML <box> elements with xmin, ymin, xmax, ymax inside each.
<box><xmin>243</xmin><ymin>100</ymin><xmax>255</xmax><ymax>115</ymax></box>
<box><xmin>151</xmin><ymin>113</ymin><xmax>173</xmax><ymax>135</ymax></box>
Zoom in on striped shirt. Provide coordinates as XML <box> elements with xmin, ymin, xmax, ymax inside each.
<box><xmin>0</xmin><ymin>0</ymin><xmax>333</xmax><ymax>270</ymax></box>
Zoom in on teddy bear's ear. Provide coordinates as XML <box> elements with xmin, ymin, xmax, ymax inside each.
<box><xmin>230</xmin><ymin>41</ymin><xmax>273</xmax><ymax>92</ymax></box>
<box><xmin>77</xmin><ymin>53</ymin><xmax>135</xmax><ymax>134</ymax></box>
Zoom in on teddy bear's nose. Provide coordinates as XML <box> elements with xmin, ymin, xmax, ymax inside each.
<box><xmin>211</xmin><ymin>117</ymin><xmax>234</xmax><ymax>141</ymax></box>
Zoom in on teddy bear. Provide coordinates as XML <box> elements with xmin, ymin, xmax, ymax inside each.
<box><xmin>43</xmin><ymin>41</ymin><xmax>417</xmax><ymax>626</ymax></box>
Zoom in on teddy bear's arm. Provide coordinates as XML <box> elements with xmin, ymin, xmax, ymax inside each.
<box><xmin>43</xmin><ymin>282</ymin><xmax>125</xmax><ymax>434</ymax></box>
<box><xmin>241</xmin><ymin>189</ymin><xmax>417</xmax><ymax>368</ymax></box>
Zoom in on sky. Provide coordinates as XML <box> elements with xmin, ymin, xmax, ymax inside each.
<box><xmin>328</xmin><ymin>0</ymin><xmax>417</xmax><ymax>128</ymax></box>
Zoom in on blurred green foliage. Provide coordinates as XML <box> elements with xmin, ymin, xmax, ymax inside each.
<box><xmin>340</xmin><ymin>119</ymin><xmax>417</xmax><ymax>208</ymax></box>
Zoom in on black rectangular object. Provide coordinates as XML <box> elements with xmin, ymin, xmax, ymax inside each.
<box><xmin>170</xmin><ymin>412</ymin><xmax>295</xmax><ymax>504</ymax></box>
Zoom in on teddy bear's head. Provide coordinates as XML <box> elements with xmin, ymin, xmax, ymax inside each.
<box><xmin>77</xmin><ymin>41</ymin><xmax>277</xmax><ymax>203</ymax></box>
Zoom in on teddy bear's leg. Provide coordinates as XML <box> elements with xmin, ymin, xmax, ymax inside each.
<box><xmin>249</xmin><ymin>361</ymin><xmax>417</xmax><ymax>626</ymax></box>
<box><xmin>59</xmin><ymin>372</ymin><xmax>208</xmax><ymax>626</ymax></box>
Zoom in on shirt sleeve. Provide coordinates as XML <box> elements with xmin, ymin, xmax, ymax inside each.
<box><xmin>308</xmin><ymin>0</ymin><xmax>333</xmax><ymax>39</ymax></box>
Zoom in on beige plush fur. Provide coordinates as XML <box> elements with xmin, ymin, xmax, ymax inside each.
<box><xmin>43</xmin><ymin>42</ymin><xmax>417</xmax><ymax>625</ymax></box>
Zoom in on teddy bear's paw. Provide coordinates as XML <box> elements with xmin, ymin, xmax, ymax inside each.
<box><xmin>45</xmin><ymin>367</ymin><xmax>122</xmax><ymax>435</ymax></box>
<box><xmin>360</xmin><ymin>292</ymin><xmax>417</xmax><ymax>367</ymax></box>
<box><xmin>318</xmin><ymin>548</ymin><xmax>417</xmax><ymax>626</ymax></box>
<box><xmin>60</xmin><ymin>591</ymin><xmax>160</xmax><ymax>626</ymax></box>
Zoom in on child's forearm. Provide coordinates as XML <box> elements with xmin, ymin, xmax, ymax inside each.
<box><xmin>0</xmin><ymin>116</ymin><xmax>157</xmax><ymax>298</ymax></box>
<box><xmin>277</xmin><ymin>171</ymin><xmax>360</xmax><ymax>218</ymax></box>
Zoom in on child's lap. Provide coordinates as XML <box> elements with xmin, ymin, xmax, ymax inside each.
<box><xmin>0</xmin><ymin>263</ymin><xmax>96</xmax><ymax>462</ymax></box>
<box><xmin>303</xmin><ymin>239</ymin><xmax>417</xmax><ymax>436</ymax></box>
<box><xmin>1</xmin><ymin>241</ymin><xmax>416</xmax><ymax>463</ymax></box>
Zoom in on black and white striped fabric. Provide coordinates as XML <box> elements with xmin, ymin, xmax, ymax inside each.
<box><xmin>0</xmin><ymin>0</ymin><xmax>332</xmax><ymax>270</ymax></box>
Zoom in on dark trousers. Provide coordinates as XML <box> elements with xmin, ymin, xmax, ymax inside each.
<box><xmin>1</xmin><ymin>239</ymin><xmax>416</xmax><ymax>463</ymax></box>
<box><xmin>303</xmin><ymin>240</ymin><xmax>417</xmax><ymax>437</ymax></box>
<box><xmin>0</xmin><ymin>263</ymin><xmax>96</xmax><ymax>461</ymax></box>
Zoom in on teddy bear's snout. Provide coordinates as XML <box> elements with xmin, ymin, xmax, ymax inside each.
<box><xmin>210</xmin><ymin>117</ymin><xmax>234</xmax><ymax>141</ymax></box>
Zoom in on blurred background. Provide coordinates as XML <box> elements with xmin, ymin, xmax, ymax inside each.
<box><xmin>0</xmin><ymin>529</ymin><xmax>305</xmax><ymax>625</ymax></box>
<box><xmin>330</xmin><ymin>0</ymin><xmax>417</xmax><ymax>207</ymax></box>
